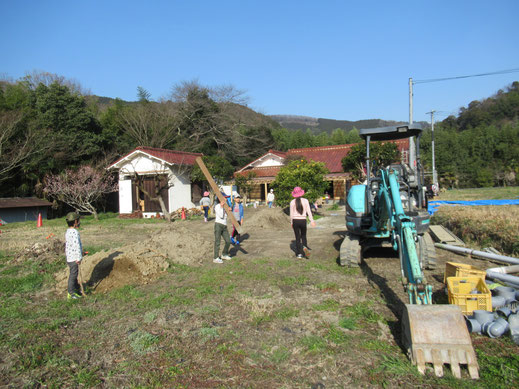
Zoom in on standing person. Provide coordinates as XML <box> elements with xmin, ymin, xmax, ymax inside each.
<box><xmin>289</xmin><ymin>187</ymin><xmax>316</xmax><ymax>259</ymax></box>
<box><xmin>65</xmin><ymin>212</ymin><xmax>83</xmax><ymax>299</ymax></box>
<box><xmin>213</xmin><ymin>192</ymin><xmax>232</xmax><ymax>264</ymax></box>
<box><xmin>200</xmin><ymin>191</ymin><xmax>211</xmax><ymax>222</ymax></box>
<box><xmin>230</xmin><ymin>194</ymin><xmax>244</xmax><ymax>245</ymax></box>
<box><xmin>267</xmin><ymin>189</ymin><xmax>275</xmax><ymax>208</ymax></box>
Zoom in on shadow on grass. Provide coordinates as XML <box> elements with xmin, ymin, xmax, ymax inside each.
<box><xmin>359</xmin><ymin>249</ymin><xmax>407</xmax><ymax>352</ymax></box>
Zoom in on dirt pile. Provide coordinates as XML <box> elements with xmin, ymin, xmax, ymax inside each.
<box><xmin>245</xmin><ymin>207</ymin><xmax>291</xmax><ymax>230</ymax></box>
<box><xmin>20</xmin><ymin>237</ymin><xmax>65</xmax><ymax>263</ymax></box>
<box><xmin>55</xmin><ymin>224</ymin><xmax>212</xmax><ymax>294</ymax></box>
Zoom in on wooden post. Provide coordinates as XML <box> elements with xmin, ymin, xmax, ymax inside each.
<box><xmin>195</xmin><ymin>157</ymin><xmax>243</xmax><ymax>234</ymax></box>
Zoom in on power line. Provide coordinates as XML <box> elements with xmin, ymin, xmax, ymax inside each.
<box><xmin>413</xmin><ymin>67</ymin><xmax>519</xmax><ymax>84</ymax></box>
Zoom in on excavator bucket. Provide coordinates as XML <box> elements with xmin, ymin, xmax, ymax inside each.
<box><xmin>402</xmin><ymin>304</ymin><xmax>479</xmax><ymax>379</ymax></box>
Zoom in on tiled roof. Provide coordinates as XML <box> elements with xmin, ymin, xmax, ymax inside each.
<box><xmin>234</xmin><ymin>138</ymin><xmax>410</xmax><ymax>176</ymax></box>
<box><xmin>235</xmin><ymin>166</ymin><xmax>281</xmax><ymax>178</ymax></box>
<box><xmin>108</xmin><ymin>146</ymin><xmax>203</xmax><ymax>169</ymax></box>
<box><xmin>287</xmin><ymin>144</ymin><xmax>355</xmax><ymax>173</ymax></box>
<box><xmin>0</xmin><ymin>197</ymin><xmax>52</xmax><ymax>209</ymax></box>
<box><xmin>288</xmin><ymin>139</ymin><xmax>409</xmax><ymax>173</ymax></box>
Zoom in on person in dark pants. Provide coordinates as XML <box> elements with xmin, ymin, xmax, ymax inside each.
<box><xmin>200</xmin><ymin>191</ymin><xmax>211</xmax><ymax>222</ymax></box>
<box><xmin>289</xmin><ymin>187</ymin><xmax>316</xmax><ymax>259</ymax></box>
<box><xmin>231</xmin><ymin>194</ymin><xmax>244</xmax><ymax>245</ymax></box>
<box><xmin>65</xmin><ymin>212</ymin><xmax>83</xmax><ymax>299</ymax></box>
<box><xmin>213</xmin><ymin>192</ymin><xmax>232</xmax><ymax>263</ymax></box>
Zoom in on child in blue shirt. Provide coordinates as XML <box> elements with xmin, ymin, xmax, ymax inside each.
<box><xmin>230</xmin><ymin>194</ymin><xmax>244</xmax><ymax>245</ymax></box>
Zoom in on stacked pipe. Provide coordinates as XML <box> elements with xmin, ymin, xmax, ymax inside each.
<box><xmin>435</xmin><ymin>243</ymin><xmax>519</xmax><ymax>343</ymax></box>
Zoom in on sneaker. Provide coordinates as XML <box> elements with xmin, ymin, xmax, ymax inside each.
<box><xmin>67</xmin><ymin>293</ymin><xmax>81</xmax><ymax>300</ymax></box>
<box><xmin>213</xmin><ymin>257</ymin><xmax>224</xmax><ymax>264</ymax></box>
<box><xmin>221</xmin><ymin>254</ymin><xmax>232</xmax><ymax>260</ymax></box>
<box><xmin>296</xmin><ymin>254</ymin><xmax>303</xmax><ymax>259</ymax></box>
<box><xmin>303</xmin><ymin>246</ymin><xmax>311</xmax><ymax>258</ymax></box>
<box><xmin>230</xmin><ymin>237</ymin><xmax>236</xmax><ymax>245</ymax></box>
<box><xmin>235</xmin><ymin>240</ymin><xmax>240</xmax><ymax>246</ymax></box>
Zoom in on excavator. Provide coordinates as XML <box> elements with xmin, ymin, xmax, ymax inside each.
<box><xmin>340</xmin><ymin>124</ymin><xmax>479</xmax><ymax>379</ymax></box>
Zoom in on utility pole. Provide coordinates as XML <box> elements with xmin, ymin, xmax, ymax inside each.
<box><xmin>408</xmin><ymin>78</ymin><xmax>416</xmax><ymax>170</ymax></box>
<box><xmin>426</xmin><ymin>110</ymin><xmax>438</xmax><ymax>190</ymax></box>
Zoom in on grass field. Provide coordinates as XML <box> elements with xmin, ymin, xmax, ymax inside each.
<box><xmin>437</xmin><ymin>186</ymin><xmax>519</xmax><ymax>201</ymax></box>
<box><xmin>1</xmin><ymin>192</ymin><xmax>518</xmax><ymax>387</ymax></box>
<box><xmin>432</xmin><ymin>186</ymin><xmax>519</xmax><ymax>255</ymax></box>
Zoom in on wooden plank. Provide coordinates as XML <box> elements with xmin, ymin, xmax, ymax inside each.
<box><xmin>195</xmin><ymin>157</ymin><xmax>243</xmax><ymax>234</ymax></box>
<box><xmin>429</xmin><ymin>225</ymin><xmax>465</xmax><ymax>246</ymax></box>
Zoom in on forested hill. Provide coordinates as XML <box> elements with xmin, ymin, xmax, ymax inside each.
<box><xmin>269</xmin><ymin>115</ymin><xmax>417</xmax><ymax>134</ymax></box>
<box><xmin>420</xmin><ymin>81</ymin><xmax>519</xmax><ymax>188</ymax></box>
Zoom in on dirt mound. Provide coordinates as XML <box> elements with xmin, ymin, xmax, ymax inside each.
<box><xmin>20</xmin><ymin>238</ymin><xmax>64</xmax><ymax>263</ymax></box>
<box><xmin>245</xmin><ymin>207</ymin><xmax>291</xmax><ymax>230</ymax></box>
<box><xmin>55</xmin><ymin>224</ymin><xmax>213</xmax><ymax>294</ymax></box>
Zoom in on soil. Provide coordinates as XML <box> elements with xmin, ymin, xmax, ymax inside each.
<box><xmin>15</xmin><ymin>205</ymin><xmax>493</xmax><ymax>300</ymax></box>
<box><xmin>4</xmin><ymin>205</ymin><xmax>517</xmax><ymax>387</ymax></box>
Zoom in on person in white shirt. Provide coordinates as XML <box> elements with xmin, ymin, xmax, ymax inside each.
<box><xmin>213</xmin><ymin>192</ymin><xmax>232</xmax><ymax>263</ymax></box>
<box><xmin>65</xmin><ymin>212</ymin><xmax>83</xmax><ymax>299</ymax></box>
<box><xmin>267</xmin><ymin>189</ymin><xmax>275</xmax><ymax>208</ymax></box>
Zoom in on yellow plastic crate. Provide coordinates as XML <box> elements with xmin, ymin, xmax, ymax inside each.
<box><xmin>447</xmin><ymin>276</ymin><xmax>492</xmax><ymax>315</ymax></box>
<box><xmin>444</xmin><ymin>261</ymin><xmax>486</xmax><ymax>284</ymax></box>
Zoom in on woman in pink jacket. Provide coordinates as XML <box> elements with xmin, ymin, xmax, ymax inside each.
<box><xmin>290</xmin><ymin>186</ymin><xmax>316</xmax><ymax>259</ymax></box>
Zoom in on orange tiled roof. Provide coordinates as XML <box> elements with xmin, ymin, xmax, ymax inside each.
<box><xmin>235</xmin><ymin>139</ymin><xmax>409</xmax><ymax>177</ymax></box>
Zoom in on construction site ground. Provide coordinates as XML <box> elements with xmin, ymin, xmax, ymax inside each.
<box><xmin>1</xmin><ymin>205</ymin><xmax>518</xmax><ymax>388</ymax></box>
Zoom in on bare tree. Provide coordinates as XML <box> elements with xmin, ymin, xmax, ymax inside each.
<box><xmin>22</xmin><ymin>70</ymin><xmax>90</xmax><ymax>95</ymax></box>
<box><xmin>116</xmin><ymin>100</ymin><xmax>179</xmax><ymax>149</ymax></box>
<box><xmin>0</xmin><ymin>110</ymin><xmax>41</xmax><ymax>184</ymax></box>
<box><xmin>44</xmin><ymin>166</ymin><xmax>118</xmax><ymax>220</ymax></box>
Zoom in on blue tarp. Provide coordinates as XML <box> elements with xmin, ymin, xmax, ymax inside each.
<box><xmin>428</xmin><ymin>198</ymin><xmax>519</xmax><ymax>215</ymax></box>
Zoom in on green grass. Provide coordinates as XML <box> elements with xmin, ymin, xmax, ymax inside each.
<box><xmin>437</xmin><ymin>186</ymin><xmax>519</xmax><ymax>201</ymax></box>
<box><xmin>312</xmin><ymin>299</ymin><xmax>340</xmax><ymax>311</ymax></box>
<box><xmin>299</xmin><ymin>335</ymin><xmax>328</xmax><ymax>353</ymax></box>
<box><xmin>344</xmin><ymin>302</ymin><xmax>384</xmax><ymax>324</ymax></box>
<box><xmin>128</xmin><ymin>330</ymin><xmax>160</xmax><ymax>355</ymax></box>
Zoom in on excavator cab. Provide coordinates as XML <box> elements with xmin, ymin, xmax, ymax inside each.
<box><xmin>340</xmin><ymin>124</ymin><xmax>479</xmax><ymax>379</ymax></box>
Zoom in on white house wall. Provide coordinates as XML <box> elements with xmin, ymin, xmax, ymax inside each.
<box><xmin>118</xmin><ymin>155</ymin><xmax>169</xmax><ymax>174</ymax></box>
<box><xmin>115</xmin><ymin>153</ymin><xmax>195</xmax><ymax>214</ymax></box>
<box><xmin>169</xmin><ymin>166</ymin><xmax>195</xmax><ymax>211</ymax></box>
<box><xmin>119</xmin><ymin>178</ymin><xmax>133</xmax><ymax>213</ymax></box>
<box><xmin>255</xmin><ymin>156</ymin><xmax>284</xmax><ymax>168</ymax></box>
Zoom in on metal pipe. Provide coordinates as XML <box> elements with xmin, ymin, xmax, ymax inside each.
<box><xmin>486</xmin><ymin>271</ymin><xmax>519</xmax><ymax>289</ymax></box>
<box><xmin>434</xmin><ymin>243</ymin><xmax>519</xmax><ymax>265</ymax></box>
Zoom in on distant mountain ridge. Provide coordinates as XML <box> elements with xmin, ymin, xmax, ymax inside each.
<box><xmin>269</xmin><ymin>114</ymin><xmax>423</xmax><ymax>134</ymax></box>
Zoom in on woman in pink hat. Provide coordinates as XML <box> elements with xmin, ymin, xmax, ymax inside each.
<box><xmin>199</xmin><ymin>191</ymin><xmax>211</xmax><ymax>222</ymax></box>
<box><xmin>290</xmin><ymin>186</ymin><xmax>316</xmax><ymax>259</ymax></box>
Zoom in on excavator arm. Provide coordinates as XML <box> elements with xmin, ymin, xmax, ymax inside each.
<box><xmin>380</xmin><ymin>168</ymin><xmax>433</xmax><ymax>304</ymax></box>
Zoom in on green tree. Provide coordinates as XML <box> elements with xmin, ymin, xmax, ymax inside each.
<box><xmin>341</xmin><ymin>142</ymin><xmax>400</xmax><ymax>181</ymax></box>
<box><xmin>271</xmin><ymin>157</ymin><xmax>329</xmax><ymax>207</ymax></box>
<box><xmin>234</xmin><ymin>171</ymin><xmax>257</xmax><ymax>203</ymax></box>
<box><xmin>190</xmin><ymin>155</ymin><xmax>234</xmax><ymax>185</ymax></box>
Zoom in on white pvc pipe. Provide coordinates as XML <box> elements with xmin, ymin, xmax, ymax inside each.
<box><xmin>434</xmin><ymin>243</ymin><xmax>519</xmax><ymax>265</ymax></box>
<box><xmin>486</xmin><ymin>264</ymin><xmax>519</xmax><ymax>274</ymax></box>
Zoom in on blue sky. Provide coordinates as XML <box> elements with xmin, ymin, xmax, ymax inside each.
<box><xmin>2</xmin><ymin>0</ymin><xmax>518</xmax><ymax>122</ymax></box>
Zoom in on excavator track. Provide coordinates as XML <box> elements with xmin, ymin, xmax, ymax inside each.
<box><xmin>339</xmin><ymin>233</ymin><xmax>361</xmax><ymax>267</ymax></box>
<box><xmin>418</xmin><ymin>232</ymin><xmax>437</xmax><ymax>270</ymax></box>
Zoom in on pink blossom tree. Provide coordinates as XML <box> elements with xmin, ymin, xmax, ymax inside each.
<box><xmin>44</xmin><ymin>166</ymin><xmax>118</xmax><ymax>220</ymax></box>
